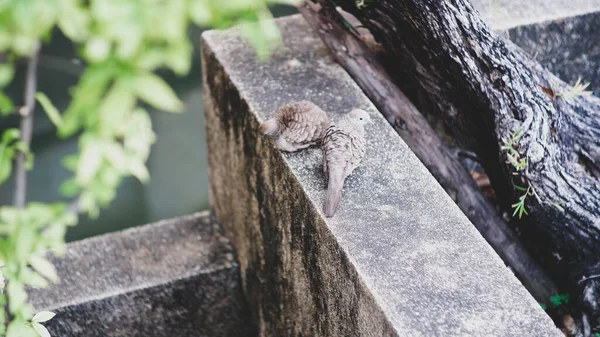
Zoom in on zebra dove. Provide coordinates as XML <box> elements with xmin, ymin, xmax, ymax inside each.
<box><xmin>322</xmin><ymin>109</ymin><xmax>371</xmax><ymax>217</ymax></box>
<box><xmin>259</xmin><ymin>100</ymin><xmax>331</xmax><ymax>152</ymax></box>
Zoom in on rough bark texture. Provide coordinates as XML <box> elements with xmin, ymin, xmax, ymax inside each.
<box><xmin>298</xmin><ymin>1</ymin><xmax>558</xmax><ymax>303</ymax></box>
<box><xmin>314</xmin><ymin>0</ymin><xmax>600</xmax><ymax>328</ymax></box>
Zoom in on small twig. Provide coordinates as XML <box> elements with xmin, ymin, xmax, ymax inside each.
<box><xmin>13</xmin><ymin>42</ymin><xmax>40</xmax><ymax>208</ymax></box>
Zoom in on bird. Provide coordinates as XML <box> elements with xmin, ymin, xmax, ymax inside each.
<box><xmin>259</xmin><ymin>101</ymin><xmax>332</xmax><ymax>152</ymax></box>
<box><xmin>322</xmin><ymin>108</ymin><xmax>371</xmax><ymax>217</ymax></box>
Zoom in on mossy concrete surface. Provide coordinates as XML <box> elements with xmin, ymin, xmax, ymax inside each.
<box><xmin>28</xmin><ymin>212</ymin><xmax>253</xmax><ymax>337</ymax></box>
<box><xmin>202</xmin><ymin>14</ymin><xmax>562</xmax><ymax>337</ymax></box>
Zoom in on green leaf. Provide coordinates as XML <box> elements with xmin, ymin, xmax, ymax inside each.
<box><xmin>59</xmin><ymin>179</ymin><xmax>80</xmax><ymax>197</ymax></box>
<box><xmin>134</xmin><ymin>73</ymin><xmax>183</xmax><ymax>113</ymax></box>
<box><xmin>32</xmin><ymin>322</ymin><xmax>51</xmax><ymax>337</ymax></box>
<box><xmin>513</xmin><ymin>185</ymin><xmax>528</xmax><ymax>192</ymax></box>
<box><xmin>128</xmin><ymin>158</ymin><xmax>149</xmax><ymax>183</ymax></box>
<box><xmin>76</xmin><ymin>138</ymin><xmax>103</xmax><ymax>184</ymax></box>
<box><xmin>35</xmin><ymin>93</ymin><xmax>62</xmax><ymax>127</ymax></box>
<box><xmin>0</xmin><ymin>64</ymin><xmax>14</xmax><ymax>87</ymax></box>
<box><xmin>2</xmin><ymin>129</ymin><xmax>21</xmax><ymax>145</ymax></box>
<box><xmin>238</xmin><ymin>10</ymin><xmax>282</xmax><ymax>61</ymax></box>
<box><xmin>29</xmin><ymin>256</ymin><xmax>59</xmax><ymax>283</ymax></box>
<box><xmin>12</xmin><ymin>35</ymin><xmax>38</xmax><ymax>56</ymax></box>
<box><xmin>97</xmin><ymin>79</ymin><xmax>136</xmax><ymax>132</ymax></box>
<box><xmin>25</xmin><ymin>151</ymin><xmax>35</xmax><ymax>170</ymax></box>
<box><xmin>7</xmin><ymin>281</ymin><xmax>27</xmax><ymax>313</ymax></box>
<box><xmin>58</xmin><ymin>6</ymin><xmax>90</xmax><ymax>41</ymax></box>
<box><xmin>6</xmin><ymin>320</ymin><xmax>38</xmax><ymax>337</ymax></box>
<box><xmin>85</xmin><ymin>37</ymin><xmax>111</xmax><ymax>62</ymax></box>
<box><xmin>15</xmin><ymin>226</ymin><xmax>35</xmax><ymax>262</ymax></box>
<box><xmin>0</xmin><ymin>149</ymin><xmax>14</xmax><ymax>185</ymax></box>
<box><xmin>32</xmin><ymin>311</ymin><xmax>55</xmax><ymax>323</ymax></box>
<box><xmin>165</xmin><ymin>41</ymin><xmax>192</xmax><ymax>76</ymax></box>
<box><xmin>0</xmin><ymin>91</ymin><xmax>14</xmax><ymax>115</ymax></box>
<box><xmin>102</xmin><ymin>143</ymin><xmax>127</xmax><ymax>172</ymax></box>
<box><xmin>550</xmin><ymin>293</ymin><xmax>570</xmax><ymax>307</ymax></box>
<box><xmin>189</xmin><ymin>0</ymin><xmax>212</xmax><ymax>25</ymax></box>
<box><xmin>61</xmin><ymin>154</ymin><xmax>78</xmax><ymax>171</ymax></box>
<box><xmin>24</xmin><ymin>271</ymin><xmax>49</xmax><ymax>288</ymax></box>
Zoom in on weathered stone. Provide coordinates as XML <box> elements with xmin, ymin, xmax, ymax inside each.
<box><xmin>506</xmin><ymin>11</ymin><xmax>600</xmax><ymax>95</ymax></box>
<box><xmin>470</xmin><ymin>0</ymin><xmax>600</xmax><ymax>30</ymax></box>
<box><xmin>28</xmin><ymin>212</ymin><xmax>254</xmax><ymax>337</ymax></box>
<box><xmin>202</xmin><ymin>14</ymin><xmax>562</xmax><ymax>337</ymax></box>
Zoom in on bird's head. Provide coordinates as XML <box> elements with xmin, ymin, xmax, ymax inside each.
<box><xmin>347</xmin><ymin>109</ymin><xmax>372</xmax><ymax>126</ymax></box>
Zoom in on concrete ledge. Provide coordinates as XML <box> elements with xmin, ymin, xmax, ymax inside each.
<box><xmin>28</xmin><ymin>212</ymin><xmax>254</xmax><ymax>337</ymax></box>
<box><xmin>506</xmin><ymin>11</ymin><xmax>600</xmax><ymax>96</ymax></box>
<box><xmin>471</xmin><ymin>0</ymin><xmax>600</xmax><ymax>30</ymax></box>
<box><xmin>202</xmin><ymin>14</ymin><xmax>562</xmax><ymax>337</ymax></box>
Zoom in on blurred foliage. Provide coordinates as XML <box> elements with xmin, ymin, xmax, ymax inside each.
<box><xmin>0</xmin><ymin>0</ymin><xmax>299</xmax><ymax>336</ymax></box>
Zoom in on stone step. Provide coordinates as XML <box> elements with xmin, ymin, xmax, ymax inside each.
<box><xmin>28</xmin><ymin>212</ymin><xmax>254</xmax><ymax>337</ymax></box>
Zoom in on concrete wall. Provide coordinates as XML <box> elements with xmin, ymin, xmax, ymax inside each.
<box><xmin>28</xmin><ymin>212</ymin><xmax>254</xmax><ymax>337</ymax></box>
<box><xmin>202</xmin><ymin>14</ymin><xmax>562</xmax><ymax>337</ymax></box>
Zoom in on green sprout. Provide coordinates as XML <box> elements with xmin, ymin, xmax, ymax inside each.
<box><xmin>556</xmin><ymin>77</ymin><xmax>593</xmax><ymax>102</ymax></box>
<box><xmin>355</xmin><ymin>0</ymin><xmax>374</xmax><ymax>9</ymax></box>
<box><xmin>549</xmin><ymin>293</ymin><xmax>570</xmax><ymax>308</ymax></box>
<box><xmin>512</xmin><ymin>184</ymin><xmax>532</xmax><ymax>219</ymax></box>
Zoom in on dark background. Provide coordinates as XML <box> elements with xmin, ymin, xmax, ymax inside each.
<box><xmin>0</xmin><ymin>5</ymin><xmax>298</xmax><ymax>241</ymax></box>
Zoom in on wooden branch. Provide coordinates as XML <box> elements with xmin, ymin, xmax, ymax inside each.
<box><xmin>13</xmin><ymin>42</ymin><xmax>40</xmax><ymax>208</ymax></box>
<box><xmin>298</xmin><ymin>1</ymin><xmax>558</xmax><ymax>303</ymax></box>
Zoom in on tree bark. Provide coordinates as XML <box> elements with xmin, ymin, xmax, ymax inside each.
<box><xmin>305</xmin><ymin>0</ymin><xmax>600</xmax><ymax>330</ymax></box>
<box><xmin>298</xmin><ymin>1</ymin><xmax>559</xmax><ymax>304</ymax></box>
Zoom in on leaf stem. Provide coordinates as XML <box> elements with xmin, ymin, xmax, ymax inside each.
<box><xmin>13</xmin><ymin>42</ymin><xmax>40</xmax><ymax>208</ymax></box>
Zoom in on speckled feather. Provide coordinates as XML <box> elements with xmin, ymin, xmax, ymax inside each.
<box><xmin>260</xmin><ymin>101</ymin><xmax>331</xmax><ymax>152</ymax></box>
<box><xmin>322</xmin><ymin>116</ymin><xmax>366</xmax><ymax>217</ymax></box>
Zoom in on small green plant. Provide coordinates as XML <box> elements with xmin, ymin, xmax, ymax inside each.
<box><xmin>355</xmin><ymin>0</ymin><xmax>374</xmax><ymax>9</ymax></box>
<box><xmin>30</xmin><ymin>311</ymin><xmax>56</xmax><ymax>337</ymax></box>
<box><xmin>512</xmin><ymin>184</ymin><xmax>532</xmax><ymax>218</ymax></box>
<box><xmin>549</xmin><ymin>293</ymin><xmax>570</xmax><ymax>308</ymax></box>
<box><xmin>501</xmin><ymin>127</ymin><xmax>534</xmax><ymax>218</ymax></box>
<box><xmin>0</xmin><ymin>129</ymin><xmax>33</xmax><ymax>183</ymax></box>
<box><xmin>507</xmin><ymin>153</ymin><xmax>527</xmax><ymax>172</ymax></box>
<box><xmin>501</xmin><ymin>128</ymin><xmax>527</xmax><ymax>171</ymax></box>
<box><xmin>556</xmin><ymin>77</ymin><xmax>593</xmax><ymax>102</ymax></box>
<box><xmin>539</xmin><ymin>293</ymin><xmax>571</xmax><ymax>313</ymax></box>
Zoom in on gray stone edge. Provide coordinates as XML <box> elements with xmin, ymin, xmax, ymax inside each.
<box><xmin>29</xmin><ymin>211</ymin><xmax>235</xmax><ymax>311</ymax></box>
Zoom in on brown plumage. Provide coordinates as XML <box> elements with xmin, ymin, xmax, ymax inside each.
<box><xmin>259</xmin><ymin>101</ymin><xmax>331</xmax><ymax>152</ymax></box>
<box><xmin>322</xmin><ymin>109</ymin><xmax>371</xmax><ymax>217</ymax></box>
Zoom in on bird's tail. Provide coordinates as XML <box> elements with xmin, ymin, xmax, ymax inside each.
<box><xmin>325</xmin><ymin>170</ymin><xmax>345</xmax><ymax>217</ymax></box>
<box><xmin>259</xmin><ymin>119</ymin><xmax>279</xmax><ymax>137</ymax></box>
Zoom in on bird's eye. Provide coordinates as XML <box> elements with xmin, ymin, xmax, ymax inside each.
<box><xmin>360</xmin><ymin>118</ymin><xmax>363</xmax><ymax>120</ymax></box>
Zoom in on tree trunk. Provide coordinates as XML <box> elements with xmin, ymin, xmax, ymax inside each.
<box><xmin>304</xmin><ymin>0</ymin><xmax>600</xmax><ymax>331</ymax></box>
<box><xmin>298</xmin><ymin>1</ymin><xmax>558</xmax><ymax>304</ymax></box>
